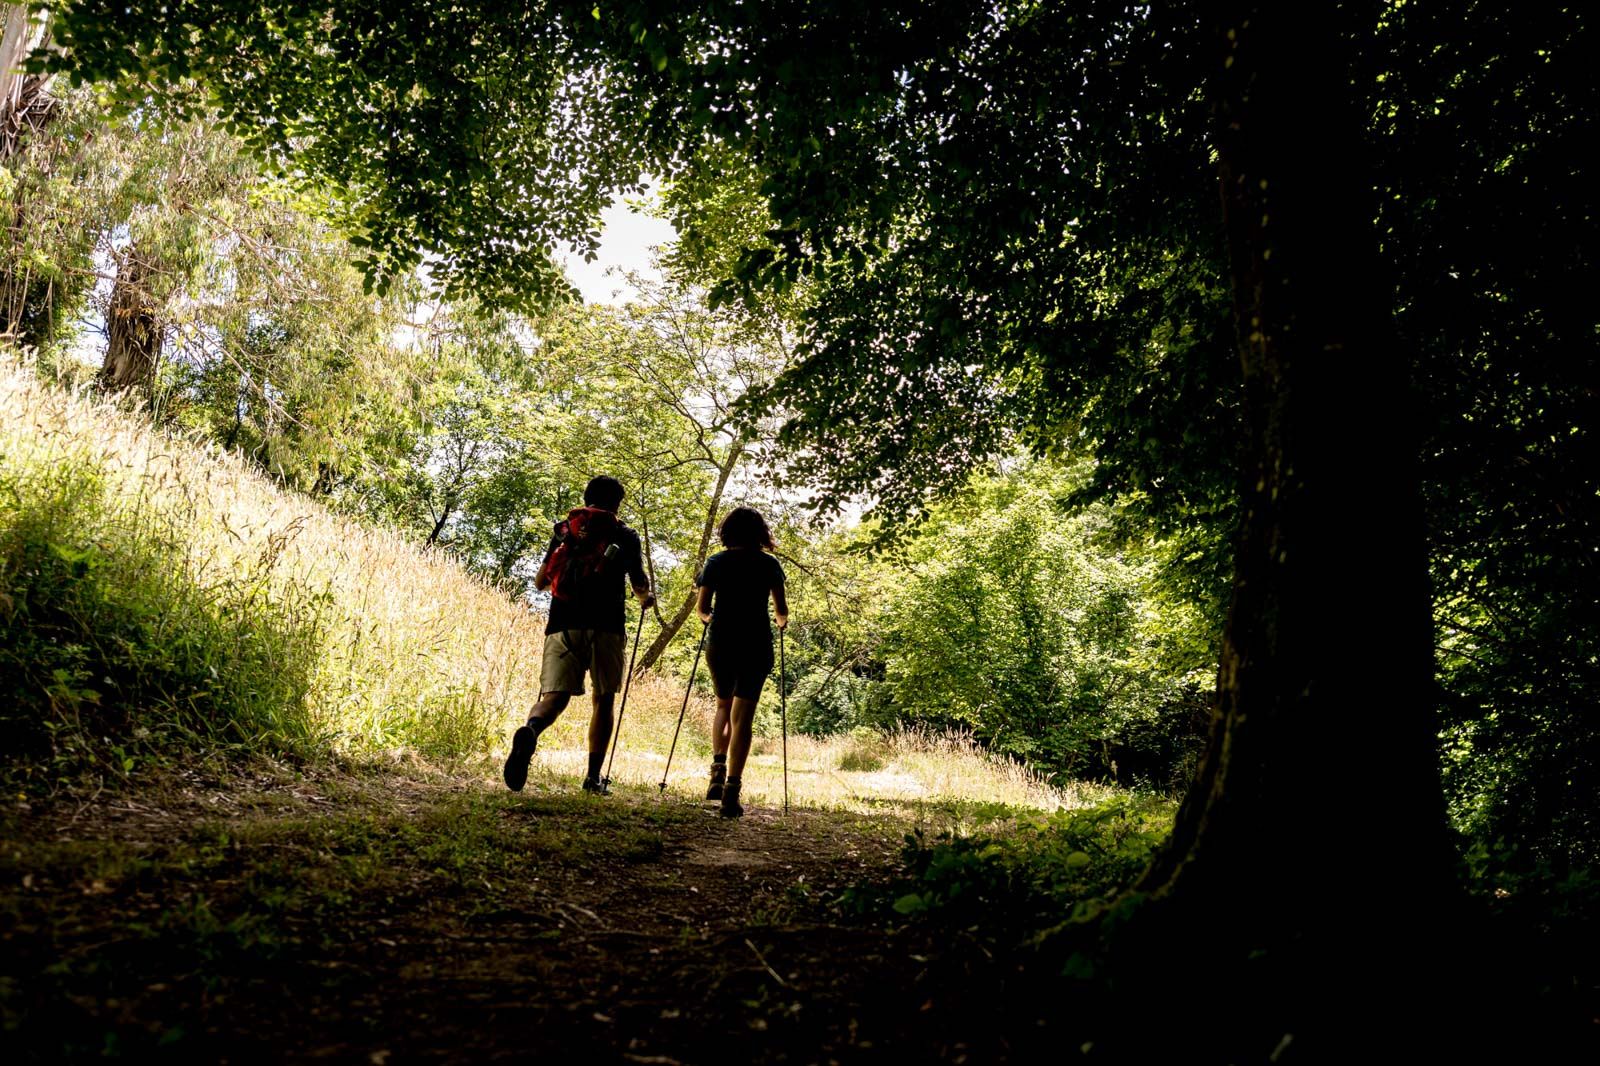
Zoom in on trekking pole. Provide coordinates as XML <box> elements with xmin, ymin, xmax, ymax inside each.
<box><xmin>659</xmin><ymin>621</ymin><xmax>708</xmax><ymax>796</ymax></box>
<box><xmin>601</xmin><ymin>603</ymin><xmax>646</xmax><ymax>793</ymax></box>
<box><xmin>779</xmin><ymin>624</ymin><xmax>789</xmax><ymax>815</ymax></box>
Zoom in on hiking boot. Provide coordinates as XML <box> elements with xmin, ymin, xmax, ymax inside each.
<box><xmin>502</xmin><ymin>725</ymin><xmax>537</xmax><ymax>792</ymax></box>
<box><xmin>705</xmin><ymin>761</ymin><xmax>726</xmax><ymax>803</ymax></box>
<box><xmin>581</xmin><ymin>777</ymin><xmax>609</xmax><ymax>796</ymax></box>
<box><xmin>719</xmin><ymin>780</ymin><xmax>743</xmax><ymax>819</ymax></box>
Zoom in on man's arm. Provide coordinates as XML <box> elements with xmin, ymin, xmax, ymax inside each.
<box><xmin>533</xmin><ymin>536</ymin><xmax>559</xmax><ymax>592</ymax></box>
<box><xmin>697</xmin><ymin>585</ymin><xmax>714</xmax><ymax>625</ymax></box>
<box><xmin>628</xmin><ymin>534</ymin><xmax>655</xmax><ymax>609</ymax></box>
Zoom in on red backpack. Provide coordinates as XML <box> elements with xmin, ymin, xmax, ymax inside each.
<box><xmin>546</xmin><ymin>506</ymin><xmax>620</xmax><ymax>601</ymax></box>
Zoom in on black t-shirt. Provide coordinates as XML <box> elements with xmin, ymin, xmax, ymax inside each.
<box><xmin>697</xmin><ymin>548</ymin><xmax>785</xmax><ymax>643</ymax></box>
<box><xmin>543</xmin><ymin>523</ymin><xmax>646</xmax><ymax>635</ymax></box>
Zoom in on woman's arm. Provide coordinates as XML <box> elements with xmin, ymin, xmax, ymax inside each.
<box><xmin>697</xmin><ymin>585</ymin><xmax>714</xmax><ymax>624</ymax></box>
<box><xmin>772</xmin><ymin>583</ymin><xmax>789</xmax><ymax>629</ymax></box>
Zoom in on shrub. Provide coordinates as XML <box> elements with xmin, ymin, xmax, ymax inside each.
<box><xmin>847</xmin><ymin>796</ymin><xmax>1174</xmax><ymax>950</ymax></box>
<box><xmin>0</xmin><ymin>454</ymin><xmax>323</xmax><ymax>779</ymax></box>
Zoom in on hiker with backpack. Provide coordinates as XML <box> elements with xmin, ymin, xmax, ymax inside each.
<box><xmin>695</xmin><ymin>506</ymin><xmax>788</xmax><ymax>817</ymax></box>
<box><xmin>503</xmin><ymin>476</ymin><xmax>654</xmax><ymax>794</ymax></box>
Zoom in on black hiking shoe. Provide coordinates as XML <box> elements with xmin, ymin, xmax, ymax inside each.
<box><xmin>582</xmin><ymin>777</ymin><xmax>609</xmax><ymax>795</ymax></box>
<box><xmin>719</xmin><ymin>781</ymin><xmax>743</xmax><ymax>819</ymax></box>
<box><xmin>705</xmin><ymin>762</ymin><xmax>726</xmax><ymax>803</ymax></box>
<box><xmin>502</xmin><ymin>725</ymin><xmax>537</xmax><ymax>792</ymax></box>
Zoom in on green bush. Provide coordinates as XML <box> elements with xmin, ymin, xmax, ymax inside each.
<box><xmin>787</xmin><ymin>461</ymin><xmax>1217</xmax><ymax>787</ymax></box>
<box><xmin>0</xmin><ymin>456</ymin><xmax>323</xmax><ymax>782</ymax></box>
<box><xmin>847</xmin><ymin>796</ymin><xmax>1173</xmax><ymax>950</ymax></box>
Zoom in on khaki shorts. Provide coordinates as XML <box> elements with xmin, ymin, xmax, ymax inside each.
<box><xmin>540</xmin><ymin>629</ymin><xmax>627</xmax><ymax>696</ymax></box>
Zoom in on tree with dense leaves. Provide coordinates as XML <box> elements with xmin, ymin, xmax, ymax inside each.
<box><xmin>809</xmin><ymin>457</ymin><xmax>1213</xmax><ymax>784</ymax></box>
<box><xmin>1375</xmin><ymin>3</ymin><xmax>1598</xmax><ymax>884</ymax></box>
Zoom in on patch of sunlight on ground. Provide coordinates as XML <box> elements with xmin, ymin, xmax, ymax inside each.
<box><xmin>496</xmin><ymin>683</ymin><xmax>1117</xmax><ymax>824</ymax></box>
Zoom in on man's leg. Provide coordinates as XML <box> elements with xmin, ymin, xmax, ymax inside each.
<box><xmin>503</xmin><ymin>691</ymin><xmax>571</xmax><ymax>792</ymax></box>
<box><xmin>582</xmin><ymin>630</ymin><xmax>627</xmax><ymax>791</ymax></box>
<box><xmin>530</xmin><ymin>691</ymin><xmax>573</xmax><ymax>729</ymax></box>
<box><xmin>506</xmin><ymin>630</ymin><xmax>586</xmax><ymax>792</ymax></box>
<box><xmin>584</xmin><ymin>691</ymin><xmax>615</xmax><ymax>788</ymax></box>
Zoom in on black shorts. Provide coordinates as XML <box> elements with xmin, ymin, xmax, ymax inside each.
<box><xmin>705</xmin><ymin>635</ymin><xmax>774</xmax><ymax>701</ymax></box>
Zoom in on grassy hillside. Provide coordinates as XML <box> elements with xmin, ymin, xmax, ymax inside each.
<box><xmin>0</xmin><ymin>354</ymin><xmax>1090</xmax><ymax>815</ymax></box>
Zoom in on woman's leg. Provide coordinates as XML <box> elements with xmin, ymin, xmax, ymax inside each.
<box><xmin>720</xmin><ymin>694</ymin><xmax>761</xmax><ymax>817</ymax></box>
<box><xmin>711</xmin><ymin>697</ymin><xmax>733</xmax><ymax>755</ymax></box>
<box><xmin>704</xmin><ymin>696</ymin><xmax>732</xmax><ymax>800</ymax></box>
<box><xmin>726</xmin><ymin>696</ymin><xmax>760</xmax><ymax>779</ymax></box>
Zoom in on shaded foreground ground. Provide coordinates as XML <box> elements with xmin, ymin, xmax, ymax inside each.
<box><xmin>2</xmin><ymin>761</ymin><xmax>1019</xmax><ymax>1063</ymax></box>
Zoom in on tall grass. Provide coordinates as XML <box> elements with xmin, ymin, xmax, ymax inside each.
<box><xmin>1</xmin><ymin>352</ymin><xmax>1098</xmax><ymax>816</ymax></box>
<box><xmin>1</xmin><ymin>352</ymin><xmax>546</xmax><ymax>774</ymax></box>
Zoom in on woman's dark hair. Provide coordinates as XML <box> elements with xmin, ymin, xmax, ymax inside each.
<box><xmin>584</xmin><ymin>475</ymin><xmax>625</xmax><ymax>511</ymax></box>
<box><xmin>718</xmin><ymin>506</ymin><xmax>775</xmax><ymax>550</ymax></box>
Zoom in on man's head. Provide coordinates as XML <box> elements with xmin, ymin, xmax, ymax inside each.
<box><xmin>584</xmin><ymin>475</ymin><xmax>625</xmax><ymax>511</ymax></box>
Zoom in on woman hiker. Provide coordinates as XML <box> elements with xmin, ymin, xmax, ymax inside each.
<box><xmin>695</xmin><ymin>506</ymin><xmax>788</xmax><ymax>818</ymax></box>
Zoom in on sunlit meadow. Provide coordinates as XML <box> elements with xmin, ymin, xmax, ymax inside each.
<box><xmin>2</xmin><ymin>352</ymin><xmax>1102</xmax><ymax>819</ymax></box>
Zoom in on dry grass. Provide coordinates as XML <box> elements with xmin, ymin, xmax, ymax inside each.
<box><xmin>1</xmin><ymin>351</ymin><xmax>542</xmax><ymax>756</ymax></box>
<box><xmin>521</xmin><ymin>710</ymin><xmax>1109</xmax><ymax>821</ymax></box>
<box><xmin>3</xmin><ymin>352</ymin><xmax>1102</xmax><ymax>817</ymax></box>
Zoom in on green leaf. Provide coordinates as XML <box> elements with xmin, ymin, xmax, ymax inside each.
<box><xmin>892</xmin><ymin>893</ymin><xmax>928</xmax><ymax>915</ymax></box>
<box><xmin>49</xmin><ymin>542</ymin><xmax>93</xmax><ymax>565</ymax></box>
<box><xmin>1061</xmin><ymin>952</ymin><xmax>1097</xmax><ymax>980</ymax></box>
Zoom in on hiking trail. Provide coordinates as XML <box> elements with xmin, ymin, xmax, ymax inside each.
<box><xmin>2</xmin><ymin>761</ymin><xmax>1013</xmax><ymax>1063</ymax></box>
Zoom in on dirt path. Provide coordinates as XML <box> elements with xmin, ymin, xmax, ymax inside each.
<box><xmin>1</xmin><ymin>762</ymin><xmax>1007</xmax><ymax>1063</ymax></box>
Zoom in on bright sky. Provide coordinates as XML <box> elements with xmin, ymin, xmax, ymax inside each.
<box><xmin>559</xmin><ymin>194</ymin><xmax>678</xmax><ymax>305</ymax></box>
<box><xmin>558</xmin><ymin>190</ymin><xmax>865</xmax><ymax>529</ymax></box>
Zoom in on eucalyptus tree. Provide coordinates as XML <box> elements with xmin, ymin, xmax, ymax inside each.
<box><xmin>0</xmin><ymin>83</ymin><xmax>115</xmax><ymax>352</ymax></box>
<box><xmin>165</xmin><ymin>198</ymin><xmax>416</xmax><ymax>496</ymax></box>
<box><xmin>356</xmin><ymin>305</ymin><xmax>551</xmax><ymax>558</ymax></box>
<box><xmin>0</xmin><ymin>4</ymin><xmax>52</xmax><ymax>162</ymax></box>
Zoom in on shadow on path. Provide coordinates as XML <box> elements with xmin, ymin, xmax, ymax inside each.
<box><xmin>1</xmin><ymin>763</ymin><xmax>1011</xmax><ymax>1063</ymax></box>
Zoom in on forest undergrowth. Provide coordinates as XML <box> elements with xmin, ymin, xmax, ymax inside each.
<box><xmin>1</xmin><ymin>753</ymin><xmax>1188</xmax><ymax>1062</ymax></box>
<box><xmin>3</xmin><ymin>355</ymin><xmax>1592</xmax><ymax>1060</ymax></box>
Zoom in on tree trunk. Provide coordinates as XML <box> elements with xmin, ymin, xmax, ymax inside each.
<box><xmin>99</xmin><ymin>251</ymin><xmax>164</xmax><ymax>393</ymax></box>
<box><xmin>426</xmin><ymin>497</ymin><xmax>455</xmax><ymax>546</ymax></box>
<box><xmin>1130</xmin><ymin>0</ymin><xmax>1450</xmax><ymax>1042</ymax></box>
<box><xmin>0</xmin><ymin>8</ymin><xmax>57</xmax><ymax>346</ymax></box>
<box><xmin>634</xmin><ymin>435</ymin><xmax>745</xmax><ymax>673</ymax></box>
<box><xmin>0</xmin><ymin>6</ymin><xmax>52</xmax><ymax>162</ymax></box>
